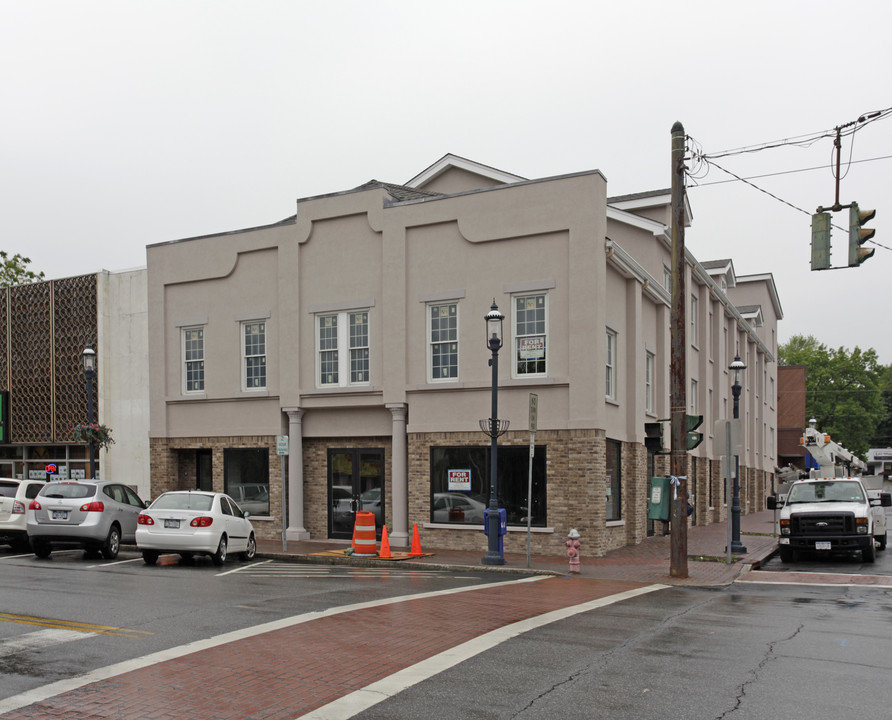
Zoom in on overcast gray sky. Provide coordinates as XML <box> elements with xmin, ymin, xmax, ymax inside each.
<box><xmin>2</xmin><ymin>1</ymin><xmax>890</xmax><ymax>362</ymax></box>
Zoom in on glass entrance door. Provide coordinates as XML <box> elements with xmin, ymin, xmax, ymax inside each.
<box><xmin>328</xmin><ymin>448</ymin><xmax>384</xmax><ymax>539</ymax></box>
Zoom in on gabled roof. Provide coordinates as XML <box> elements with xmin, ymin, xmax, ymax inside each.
<box><xmin>406</xmin><ymin>153</ymin><xmax>526</xmax><ymax>189</ymax></box>
<box><xmin>607</xmin><ymin>188</ymin><xmax>693</xmax><ymax>227</ymax></box>
<box><xmin>736</xmin><ymin>304</ymin><xmax>764</xmax><ymax>327</ymax></box>
<box><xmin>701</xmin><ymin>258</ymin><xmax>737</xmax><ymax>287</ymax></box>
<box><xmin>736</xmin><ymin>273</ymin><xmax>784</xmax><ymax>321</ymax></box>
<box><xmin>353</xmin><ymin>180</ymin><xmax>444</xmax><ymax>203</ymax></box>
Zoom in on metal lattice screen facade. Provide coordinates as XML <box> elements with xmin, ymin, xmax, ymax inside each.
<box><xmin>0</xmin><ymin>274</ymin><xmax>97</xmax><ymax>444</ymax></box>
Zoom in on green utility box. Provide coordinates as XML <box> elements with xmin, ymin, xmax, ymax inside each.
<box><xmin>648</xmin><ymin>476</ymin><xmax>671</xmax><ymax>521</ymax></box>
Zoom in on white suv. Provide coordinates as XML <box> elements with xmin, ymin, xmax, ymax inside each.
<box><xmin>0</xmin><ymin>478</ymin><xmax>46</xmax><ymax>552</ymax></box>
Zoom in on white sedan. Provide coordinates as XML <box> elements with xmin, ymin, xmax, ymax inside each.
<box><xmin>136</xmin><ymin>490</ymin><xmax>256</xmax><ymax>566</ymax></box>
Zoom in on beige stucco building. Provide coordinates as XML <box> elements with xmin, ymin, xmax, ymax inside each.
<box><xmin>146</xmin><ymin>154</ymin><xmax>782</xmax><ymax>556</ymax></box>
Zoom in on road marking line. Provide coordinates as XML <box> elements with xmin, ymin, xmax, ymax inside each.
<box><xmin>0</xmin><ymin>575</ymin><xmax>548</xmax><ymax>714</ymax></box>
<box><xmin>0</xmin><ymin>629</ymin><xmax>95</xmax><ymax>656</ymax></box>
<box><xmin>85</xmin><ymin>558</ymin><xmax>143</xmax><ymax>569</ymax></box>
<box><xmin>301</xmin><ymin>584</ymin><xmax>668</xmax><ymax>719</ymax></box>
<box><xmin>0</xmin><ymin>612</ymin><xmax>153</xmax><ymax>637</ymax></box>
<box><xmin>215</xmin><ymin>559</ymin><xmax>272</xmax><ymax>577</ymax></box>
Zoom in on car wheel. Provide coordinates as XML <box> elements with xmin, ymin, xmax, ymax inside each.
<box><xmin>240</xmin><ymin>533</ymin><xmax>256</xmax><ymax>561</ymax></box>
<box><xmin>32</xmin><ymin>541</ymin><xmax>51</xmax><ymax>559</ymax></box>
<box><xmin>878</xmin><ymin>533</ymin><xmax>887</xmax><ymax>551</ymax></box>
<box><xmin>142</xmin><ymin>550</ymin><xmax>159</xmax><ymax>565</ymax></box>
<box><xmin>101</xmin><ymin>525</ymin><xmax>121</xmax><ymax>560</ymax></box>
<box><xmin>778</xmin><ymin>546</ymin><xmax>794</xmax><ymax>563</ymax></box>
<box><xmin>863</xmin><ymin>540</ymin><xmax>876</xmax><ymax>564</ymax></box>
<box><xmin>211</xmin><ymin>535</ymin><xmax>227</xmax><ymax>566</ymax></box>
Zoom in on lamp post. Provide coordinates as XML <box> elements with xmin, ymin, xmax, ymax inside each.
<box><xmin>480</xmin><ymin>301</ymin><xmax>508</xmax><ymax>565</ymax></box>
<box><xmin>729</xmin><ymin>354</ymin><xmax>747</xmax><ymax>553</ymax></box>
<box><xmin>82</xmin><ymin>345</ymin><xmax>96</xmax><ymax>479</ymax></box>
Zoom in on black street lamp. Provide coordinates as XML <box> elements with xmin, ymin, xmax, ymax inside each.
<box><xmin>82</xmin><ymin>345</ymin><xmax>97</xmax><ymax>479</ymax></box>
<box><xmin>480</xmin><ymin>301</ymin><xmax>508</xmax><ymax>565</ymax></box>
<box><xmin>729</xmin><ymin>354</ymin><xmax>747</xmax><ymax>553</ymax></box>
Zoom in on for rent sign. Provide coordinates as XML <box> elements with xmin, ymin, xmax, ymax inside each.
<box><xmin>448</xmin><ymin>469</ymin><xmax>471</xmax><ymax>491</ymax></box>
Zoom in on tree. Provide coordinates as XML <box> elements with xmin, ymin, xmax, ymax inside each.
<box><xmin>779</xmin><ymin>334</ymin><xmax>884</xmax><ymax>458</ymax></box>
<box><xmin>870</xmin><ymin>365</ymin><xmax>892</xmax><ymax>449</ymax></box>
<box><xmin>0</xmin><ymin>251</ymin><xmax>45</xmax><ymax>287</ymax></box>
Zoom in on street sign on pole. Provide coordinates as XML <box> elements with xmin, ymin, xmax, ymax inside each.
<box><xmin>276</xmin><ymin>435</ymin><xmax>289</xmax><ymax>551</ymax></box>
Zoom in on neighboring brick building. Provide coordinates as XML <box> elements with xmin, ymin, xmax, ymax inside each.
<box><xmin>146</xmin><ymin>154</ymin><xmax>782</xmax><ymax>555</ymax></box>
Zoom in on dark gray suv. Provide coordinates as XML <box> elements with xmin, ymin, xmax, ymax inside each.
<box><xmin>27</xmin><ymin>481</ymin><xmax>147</xmax><ymax>559</ymax></box>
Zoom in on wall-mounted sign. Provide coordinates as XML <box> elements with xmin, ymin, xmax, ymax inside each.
<box><xmin>518</xmin><ymin>337</ymin><xmax>545</xmax><ymax>359</ymax></box>
<box><xmin>448</xmin><ymin>469</ymin><xmax>471</xmax><ymax>491</ymax></box>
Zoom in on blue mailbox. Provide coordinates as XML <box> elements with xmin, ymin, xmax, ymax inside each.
<box><xmin>483</xmin><ymin>507</ymin><xmax>508</xmax><ymax>558</ymax></box>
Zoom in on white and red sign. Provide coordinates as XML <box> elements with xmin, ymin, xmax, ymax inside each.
<box><xmin>448</xmin><ymin>469</ymin><xmax>472</xmax><ymax>491</ymax></box>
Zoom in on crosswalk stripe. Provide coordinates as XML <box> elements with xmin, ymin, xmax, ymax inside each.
<box><xmin>0</xmin><ymin>629</ymin><xmax>95</xmax><ymax>656</ymax></box>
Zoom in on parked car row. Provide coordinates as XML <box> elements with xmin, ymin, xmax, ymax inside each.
<box><xmin>0</xmin><ymin>478</ymin><xmax>255</xmax><ymax>566</ymax></box>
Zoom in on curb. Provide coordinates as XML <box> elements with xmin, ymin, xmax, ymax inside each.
<box><xmin>256</xmin><ymin>551</ymin><xmax>564</xmax><ymax>577</ymax></box>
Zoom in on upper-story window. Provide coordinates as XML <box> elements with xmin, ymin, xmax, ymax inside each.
<box><xmin>317</xmin><ymin>311</ymin><xmax>370</xmax><ymax>387</ymax></box>
<box><xmin>663</xmin><ymin>267</ymin><xmax>672</xmax><ymax>292</ymax></box>
<box><xmin>182</xmin><ymin>326</ymin><xmax>205</xmax><ymax>394</ymax></box>
<box><xmin>242</xmin><ymin>321</ymin><xmax>266</xmax><ymax>390</ymax></box>
<box><xmin>606</xmin><ymin>329</ymin><xmax>617</xmax><ymax>400</ymax></box>
<box><xmin>428</xmin><ymin>302</ymin><xmax>458</xmax><ymax>382</ymax></box>
<box><xmin>645</xmin><ymin>351</ymin><xmax>655</xmax><ymax>413</ymax></box>
<box><xmin>690</xmin><ymin>295</ymin><xmax>699</xmax><ymax>346</ymax></box>
<box><xmin>514</xmin><ymin>294</ymin><xmax>547</xmax><ymax>377</ymax></box>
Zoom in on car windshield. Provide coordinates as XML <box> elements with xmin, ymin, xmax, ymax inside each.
<box><xmin>40</xmin><ymin>483</ymin><xmax>96</xmax><ymax>499</ymax></box>
<box><xmin>151</xmin><ymin>493</ymin><xmax>214</xmax><ymax>512</ymax></box>
<box><xmin>0</xmin><ymin>481</ymin><xmax>18</xmax><ymax>498</ymax></box>
<box><xmin>787</xmin><ymin>481</ymin><xmax>866</xmax><ymax>504</ymax></box>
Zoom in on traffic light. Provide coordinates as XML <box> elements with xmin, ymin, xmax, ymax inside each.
<box><xmin>848</xmin><ymin>202</ymin><xmax>876</xmax><ymax>267</ymax></box>
<box><xmin>810</xmin><ymin>212</ymin><xmax>831</xmax><ymax>270</ymax></box>
<box><xmin>686</xmin><ymin>414</ymin><xmax>704</xmax><ymax>450</ymax></box>
<box><xmin>644</xmin><ymin>421</ymin><xmax>664</xmax><ymax>453</ymax></box>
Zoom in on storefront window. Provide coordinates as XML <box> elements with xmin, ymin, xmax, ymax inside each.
<box><xmin>606</xmin><ymin>438</ymin><xmax>622</xmax><ymax>521</ymax></box>
<box><xmin>224</xmin><ymin>448</ymin><xmax>270</xmax><ymax>516</ymax></box>
<box><xmin>430</xmin><ymin>446</ymin><xmax>547</xmax><ymax>526</ymax></box>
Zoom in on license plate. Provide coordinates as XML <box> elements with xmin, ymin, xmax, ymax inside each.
<box><xmin>164</xmin><ymin>519</ymin><xmax>180</xmax><ymax>529</ymax></box>
<box><xmin>815</xmin><ymin>541</ymin><xmax>831</xmax><ymax>550</ymax></box>
<box><xmin>52</xmin><ymin>510</ymin><xmax>68</xmax><ymax>520</ymax></box>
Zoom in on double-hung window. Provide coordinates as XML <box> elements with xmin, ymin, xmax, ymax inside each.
<box><xmin>317</xmin><ymin>310</ymin><xmax>370</xmax><ymax>387</ymax></box>
<box><xmin>242</xmin><ymin>321</ymin><xmax>266</xmax><ymax>390</ymax></box>
<box><xmin>182</xmin><ymin>326</ymin><xmax>205</xmax><ymax>394</ymax></box>
<box><xmin>645</xmin><ymin>351</ymin><xmax>655</xmax><ymax>413</ymax></box>
<box><xmin>606</xmin><ymin>330</ymin><xmax>617</xmax><ymax>400</ymax></box>
<box><xmin>429</xmin><ymin>302</ymin><xmax>458</xmax><ymax>382</ymax></box>
<box><xmin>514</xmin><ymin>294</ymin><xmax>547</xmax><ymax>376</ymax></box>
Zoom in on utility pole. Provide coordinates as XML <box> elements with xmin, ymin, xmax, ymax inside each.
<box><xmin>669</xmin><ymin>121</ymin><xmax>688</xmax><ymax>578</ymax></box>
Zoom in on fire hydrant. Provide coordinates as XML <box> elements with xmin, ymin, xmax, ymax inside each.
<box><xmin>565</xmin><ymin>529</ymin><xmax>581</xmax><ymax>573</ymax></box>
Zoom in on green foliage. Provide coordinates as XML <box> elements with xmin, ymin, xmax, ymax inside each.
<box><xmin>71</xmin><ymin>423</ymin><xmax>115</xmax><ymax>451</ymax></box>
<box><xmin>0</xmin><ymin>251</ymin><xmax>45</xmax><ymax>287</ymax></box>
<box><xmin>779</xmin><ymin>334</ymin><xmax>883</xmax><ymax>458</ymax></box>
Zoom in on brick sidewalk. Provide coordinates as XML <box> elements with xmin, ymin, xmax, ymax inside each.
<box><xmin>0</xmin><ymin>576</ymin><xmax>653</xmax><ymax>720</ymax></box>
<box><xmin>257</xmin><ymin>510</ymin><xmax>779</xmax><ymax>587</ymax></box>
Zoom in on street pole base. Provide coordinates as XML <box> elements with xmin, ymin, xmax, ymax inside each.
<box><xmin>481</xmin><ymin>551</ymin><xmax>506</xmax><ymax>566</ymax></box>
<box><xmin>727</xmin><ymin>543</ymin><xmax>748</xmax><ymax>554</ymax></box>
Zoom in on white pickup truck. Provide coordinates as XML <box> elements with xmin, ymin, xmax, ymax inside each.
<box><xmin>767</xmin><ymin>477</ymin><xmax>891</xmax><ymax>563</ymax></box>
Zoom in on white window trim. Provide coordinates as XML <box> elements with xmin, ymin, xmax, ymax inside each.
<box><xmin>606</xmin><ymin>329</ymin><xmax>617</xmax><ymax>401</ymax></box>
<box><xmin>241</xmin><ymin>320</ymin><xmax>267</xmax><ymax>392</ymax></box>
<box><xmin>426</xmin><ymin>301</ymin><xmax>459</xmax><ymax>384</ymax></box>
<box><xmin>645</xmin><ymin>351</ymin><xmax>655</xmax><ymax>414</ymax></box>
<box><xmin>511</xmin><ymin>292</ymin><xmax>548</xmax><ymax>380</ymax></box>
<box><xmin>315</xmin><ymin>310</ymin><xmax>371</xmax><ymax>389</ymax></box>
<box><xmin>181</xmin><ymin>325</ymin><xmax>205</xmax><ymax>396</ymax></box>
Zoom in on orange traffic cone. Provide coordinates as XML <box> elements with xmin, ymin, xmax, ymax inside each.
<box><xmin>409</xmin><ymin>523</ymin><xmax>424</xmax><ymax>556</ymax></box>
<box><xmin>351</xmin><ymin>523</ymin><xmax>357</xmax><ymax>551</ymax></box>
<box><xmin>379</xmin><ymin>526</ymin><xmax>392</xmax><ymax>558</ymax></box>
